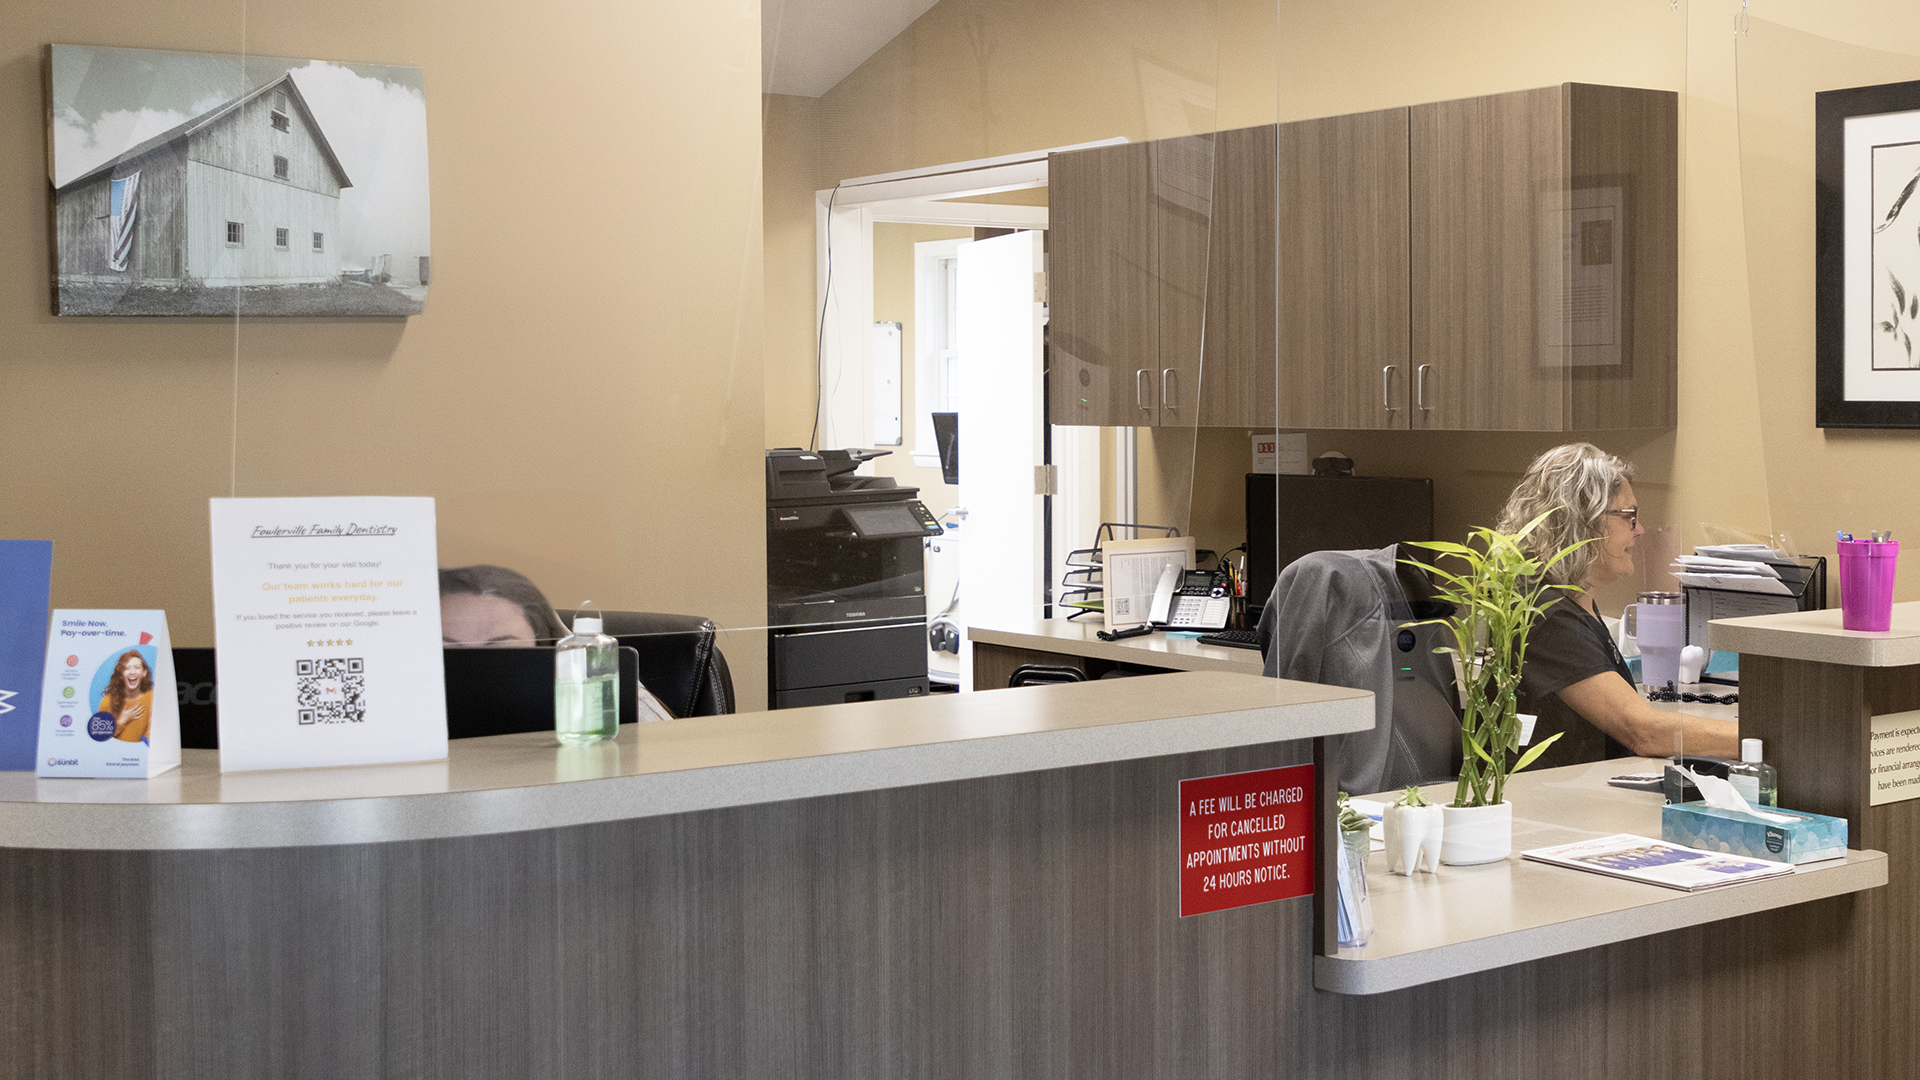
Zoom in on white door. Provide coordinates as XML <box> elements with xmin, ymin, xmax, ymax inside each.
<box><xmin>956</xmin><ymin>231</ymin><xmax>1046</xmax><ymax>688</ymax></box>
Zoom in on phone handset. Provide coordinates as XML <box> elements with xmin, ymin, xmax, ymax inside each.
<box><xmin>1147</xmin><ymin>564</ymin><xmax>1182</xmax><ymax>625</ymax></box>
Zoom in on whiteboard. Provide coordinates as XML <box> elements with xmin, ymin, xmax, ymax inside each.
<box><xmin>872</xmin><ymin>321</ymin><xmax>902</xmax><ymax>445</ymax></box>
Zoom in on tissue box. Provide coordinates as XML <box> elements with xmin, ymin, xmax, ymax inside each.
<box><xmin>1660</xmin><ymin>801</ymin><xmax>1848</xmax><ymax>865</ymax></box>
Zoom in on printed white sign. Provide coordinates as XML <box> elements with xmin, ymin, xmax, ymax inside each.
<box><xmin>1250</xmin><ymin>432</ymin><xmax>1309</xmax><ymax>475</ymax></box>
<box><xmin>209</xmin><ymin>497</ymin><xmax>446</xmax><ymax>772</ymax></box>
<box><xmin>1870</xmin><ymin>707</ymin><xmax>1920</xmax><ymax>806</ymax></box>
<box><xmin>37</xmin><ymin>610</ymin><xmax>180</xmax><ymax>778</ymax></box>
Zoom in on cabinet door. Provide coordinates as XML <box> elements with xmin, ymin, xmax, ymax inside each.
<box><xmin>1409</xmin><ymin>88</ymin><xmax>1567</xmax><ymax>430</ymax></box>
<box><xmin>1198</xmin><ymin>124</ymin><xmax>1277</xmax><ymax>429</ymax></box>
<box><xmin>1274</xmin><ymin>108</ymin><xmax>1412</xmax><ymax>429</ymax></box>
<box><xmin>1563</xmin><ymin>83</ymin><xmax>1679</xmax><ymax>430</ymax></box>
<box><xmin>1047</xmin><ymin>142</ymin><xmax>1158</xmax><ymax>427</ymax></box>
<box><xmin>1153</xmin><ymin>135</ymin><xmax>1215</xmax><ymax>429</ymax></box>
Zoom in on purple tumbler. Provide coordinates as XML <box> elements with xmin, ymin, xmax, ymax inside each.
<box><xmin>1838</xmin><ymin>539</ymin><xmax>1899</xmax><ymax>632</ymax></box>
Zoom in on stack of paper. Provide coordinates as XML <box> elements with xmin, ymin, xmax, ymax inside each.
<box><xmin>1521</xmin><ymin>833</ymin><xmax>1796</xmax><ymax>891</ymax></box>
<box><xmin>1670</xmin><ymin>553</ymin><xmax>1794</xmax><ymax>595</ymax></box>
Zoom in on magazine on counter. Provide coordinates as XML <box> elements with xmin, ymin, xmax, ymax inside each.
<box><xmin>1520</xmin><ymin>833</ymin><xmax>1796</xmax><ymax>892</ymax></box>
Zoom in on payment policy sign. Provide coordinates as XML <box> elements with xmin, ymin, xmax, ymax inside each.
<box><xmin>1870</xmin><ymin>708</ymin><xmax>1920</xmax><ymax>806</ymax></box>
<box><xmin>1179</xmin><ymin>763</ymin><xmax>1313</xmax><ymax>917</ymax></box>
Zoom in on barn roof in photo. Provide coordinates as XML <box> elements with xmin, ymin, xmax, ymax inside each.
<box><xmin>55</xmin><ymin>72</ymin><xmax>353</xmax><ymax>193</ymax></box>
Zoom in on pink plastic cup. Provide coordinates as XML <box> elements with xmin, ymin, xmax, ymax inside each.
<box><xmin>1838</xmin><ymin>539</ymin><xmax>1900</xmax><ymax>632</ymax></box>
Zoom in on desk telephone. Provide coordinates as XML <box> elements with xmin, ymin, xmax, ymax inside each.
<box><xmin>1148</xmin><ymin>566</ymin><xmax>1233</xmax><ymax>631</ymax></box>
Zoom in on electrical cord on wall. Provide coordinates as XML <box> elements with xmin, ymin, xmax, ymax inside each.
<box><xmin>811</xmin><ymin>184</ymin><xmax>841</xmax><ymax>451</ymax></box>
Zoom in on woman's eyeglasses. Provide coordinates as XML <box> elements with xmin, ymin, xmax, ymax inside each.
<box><xmin>1605</xmin><ymin>507</ymin><xmax>1640</xmax><ymax>529</ymax></box>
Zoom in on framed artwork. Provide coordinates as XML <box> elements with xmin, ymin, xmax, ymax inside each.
<box><xmin>1817</xmin><ymin>79</ymin><xmax>1920</xmax><ymax>426</ymax></box>
<box><xmin>48</xmin><ymin>44</ymin><xmax>429</xmax><ymax>317</ymax></box>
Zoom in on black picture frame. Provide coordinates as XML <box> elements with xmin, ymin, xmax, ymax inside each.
<box><xmin>1816</xmin><ymin>78</ymin><xmax>1920</xmax><ymax>428</ymax></box>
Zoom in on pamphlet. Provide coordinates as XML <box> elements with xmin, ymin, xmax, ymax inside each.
<box><xmin>0</xmin><ymin>540</ymin><xmax>54</xmax><ymax>771</ymax></box>
<box><xmin>209</xmin><ymin>497</ymin><xmax>447</xmax><ymax>772</ymax></box>
<box><xmin>1521</xmin><ymin>833</ymin><xmax>1795</xmax><ymax>891</ymax></box>
<box><xmin>1103</xmin><ymin>535</ymin><xmax>1195</xmax><ymax>631</ymax></box>
<box><xmin>36</xmin><ymin>609</ymin><xmax>181</xmax><ymax>778</ymax></box>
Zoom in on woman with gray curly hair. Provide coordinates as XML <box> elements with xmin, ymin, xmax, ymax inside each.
<box><xmin>1500</xmin><ymin>443</ymin><xmax>1735</xmax><ymax>766</ymax></box>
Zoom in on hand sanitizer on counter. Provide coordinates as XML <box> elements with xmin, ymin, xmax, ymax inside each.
<box><xmin>1727</xmin><ymin>738</ymin><xmax>1778</xmax><ymax>807</ymax></box>
<box><xmin>556</xmin><ymin>606</ymin><xmax>618</xmax><ymax>745</ymax></box>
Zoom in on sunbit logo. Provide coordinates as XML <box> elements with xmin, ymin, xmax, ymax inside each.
<box><xmin>46</xmin><ymin>758</ymin><xmax>77</xmax><ymax>767</ymax></box>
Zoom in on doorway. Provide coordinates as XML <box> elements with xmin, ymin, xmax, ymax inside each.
<box><xmin>814</xmin><ymin>144</ymin><xmax>1118</xmax><ymax>690</ymax></box>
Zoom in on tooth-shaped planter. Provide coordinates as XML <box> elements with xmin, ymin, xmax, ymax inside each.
<box><xmin>1383</xmin><ymin>802</ymin><xmax>1444</xmax><ymax>875</ymax></box>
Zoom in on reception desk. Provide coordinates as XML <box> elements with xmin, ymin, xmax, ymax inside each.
<box><xmin>0</xmin><ymin>672</ymin><xmax>1369</xmax><ymax>1079</ymax></box>
<box><xmin>0</xmin><ymin>639</ymin><xmax>1905</xmax><ymax>1080</ymax></box>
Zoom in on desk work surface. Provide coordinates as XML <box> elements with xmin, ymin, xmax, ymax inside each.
<box><xmin>968</xmin><ymin>618</ymin><xmax>1266</xmax><ymax>674</ymax></box>
<box><xmin>1318</xmin><ymin>757</ymin><xmax>1887</xmax><ymax>995</ymax></box>
<box><xmin>0</xmin><ymin>671</ymin><xmax>1369</xmax><ymax>853</ymax></box>
<box><xmin>1710</xmin><ymin>602</ymin><xmax>1920</xmax><ymax>667</ymax></box>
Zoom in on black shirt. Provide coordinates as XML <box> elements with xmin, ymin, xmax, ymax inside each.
<box><xmin>1515</xmin><ymin>587</ymin><xmax>1634</xmax><ymax>770</ymax></box>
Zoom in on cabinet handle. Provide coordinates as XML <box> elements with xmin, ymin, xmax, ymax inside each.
<box><xmin>1162</xmin><ymin>368</ymin><xmax>1178</xmax><ymax>411</ymax></box>
<box><xmin>1416</xmin><ymin>364</ymin><xmax>1432</xmax><ymax>412</ymax></box>
<box><xmin>1136</xmin><ymin>369</ymin><xmax>1152</xmax><ymax>412</ymax></box>
<box><xmin>1382</xmin><ymin>365</ymin><xmax>1399</xmax><ymax>413</ymax></box>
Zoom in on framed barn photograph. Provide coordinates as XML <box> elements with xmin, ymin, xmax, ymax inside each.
<box><xmin>48</xmin><ymin>44</ymin><xmax>429</xmax><ymax>317</ymax></box>
<box><xmin>1817</xmin><ymin>78</ymin><xmax>1920</xmax><ymax>427</ymax></box>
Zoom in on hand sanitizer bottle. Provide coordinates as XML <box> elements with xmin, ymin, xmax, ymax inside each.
<box><xmin>555</xmin><ymin>605</ymin><xmax>618</xmax><ymax>745</ymax></box>
<box><xmin>1728</xmin><ymin>738</ymin><xmax>1779</xmax><ymax>807</ymax></box>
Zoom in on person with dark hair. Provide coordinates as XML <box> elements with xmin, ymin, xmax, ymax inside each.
<box><xmin>439</xmin><ymin>565</ymin><xmax>569</xmax><ymax>647</ymax></box>
<box><xmin>101</xmin><ymin>649</ymin><xmax>154</xmax><ymax>743</ymax></box>
<box><xmin>1500</xmin><ymin>443</ymin><xmax>1734</xmax><ymax>765</ymax></box>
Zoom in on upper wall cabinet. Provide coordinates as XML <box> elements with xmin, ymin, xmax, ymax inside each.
<box><xmin>1051</xmin><ymin>128</ymin><xmax>1272</xmax><ymax>429</ymax></box>
<box><xmin>1049</xmin><ymin>140</ymin><xmax>1157</xmax><ymax>427</ymax></box>
<box><xmin>1048</xmin><ymin>83</ymin><xmax>1678</xmax><ymax>432</ymax></box>
<box><xmin>1407</xmin><ymin>83</ymin><xmax>1678</xmax><ymax>431</ymax></box>
<box><xmin>1271</xmin><ymin>107</ymin><xmax>1411</xmax><ymax>431</ymax></box>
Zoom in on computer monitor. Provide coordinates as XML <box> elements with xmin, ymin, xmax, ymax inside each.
<box><xmin>1245</xmin><ymin>473</ymin><xmax>1435</xmax><ymax>616</ymax></box>
<box><xmin>931</xmin><ymin>412</ymin><xmax>960</xmax><ymax>485</ymax></box>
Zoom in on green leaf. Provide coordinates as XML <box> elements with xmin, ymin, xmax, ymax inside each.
<box><xmin>1510</xmin><ymin>731</ymin><xmax>1566</xmax><ymax>774</ymax></box>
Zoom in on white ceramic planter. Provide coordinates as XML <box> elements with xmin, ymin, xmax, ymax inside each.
<box><xmin>1440</xmin><ymin>801</ymin><xmax>1513</xmax><ymax>865</ymax></box>
<box><xmin>1382</xmin><ymin>802</ymin><xmax>1444</xmax><ymax>875</ymax></box>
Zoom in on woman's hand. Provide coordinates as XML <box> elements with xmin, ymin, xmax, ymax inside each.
<box><xmin>1558</xmin><ymin>670</ymin><xmax>1738</xmax><ymax>758</ymax></box>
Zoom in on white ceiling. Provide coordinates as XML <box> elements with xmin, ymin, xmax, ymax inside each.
<box><xmin>763</xmin><ymin>0</ymin><xmax>940</xmax><ymax>98</ymax></box>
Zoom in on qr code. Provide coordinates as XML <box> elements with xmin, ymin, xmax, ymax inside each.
<box><xmin>296</xmin><ymin>658</ymin><xmax>366</xmax><ymax>725</ymax></box>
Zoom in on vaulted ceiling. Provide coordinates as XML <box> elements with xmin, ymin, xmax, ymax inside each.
<box><xmin>762</xmin><ymin>0</ymin><xmax>940</xmax><ymax>97</ymax></box>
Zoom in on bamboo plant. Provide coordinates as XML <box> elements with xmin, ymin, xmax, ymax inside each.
<box><xmin>1402</xmin><ymin>511</ymin><xmax>1593</xmax><ymax>809</ymax></box>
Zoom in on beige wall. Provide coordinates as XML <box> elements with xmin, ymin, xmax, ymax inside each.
<box><xmin>4</xmin><ymin>0</ymin><xmax>769</xmax><ymax>702</ymax></box>
<box><xmin>767</xmin><ymin>0</ymin><xmax>1920</xmax><ymax>615</ymax></box>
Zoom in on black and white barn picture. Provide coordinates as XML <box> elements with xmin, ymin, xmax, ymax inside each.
<box><xmin>49</xmin><ymin>44</ymin><xmax>429</xmax><ymax>317</ymax></box>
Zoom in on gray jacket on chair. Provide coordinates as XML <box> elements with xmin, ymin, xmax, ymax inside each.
<box><xmin>1255</xmin><ymin>545</ymin><xmax>1459</xmax><ymax>798</ymax></box>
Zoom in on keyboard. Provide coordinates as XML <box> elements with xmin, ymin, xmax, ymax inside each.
<box><xmin>1198</xmin><ymin>628</ymin><xmax>1262</xmax><ymax>651</ymax></box>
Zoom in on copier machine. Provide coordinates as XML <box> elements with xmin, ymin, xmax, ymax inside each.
<box><xmin>765</xmin><ymin>448</ymin><xmax>944</xmax><ymax>709</ymax></box>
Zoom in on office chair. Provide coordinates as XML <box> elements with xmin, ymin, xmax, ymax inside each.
<box><xmin>1006</xmin><ymin>663</ymin><xmax>1087</xmax><ymax>688</ymax></box>
<box><xmin>1255</xmin><ymin>544</ymin><xmax>1462</xmax><ymax>796</ymax></box>
<box><xmin>561</xmin><ymin>610</ymin><xmax>736</xmax><ymax>717</ymax></box>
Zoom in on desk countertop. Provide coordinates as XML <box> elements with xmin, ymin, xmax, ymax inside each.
<box><xmin>1317</xmin><ymin>758</ymin><xmax>1887</xmax><ymax>994</ymax></box>
<box><xmin>1711</xmin><ymin>602</ymin><xmax>1920</xmax><ymax>667</ymax></box>
<box><xmin>968</xmin><ymin>618</ymin><xmax>1266</xmax><ymax>673</ymax></box>
<box><xmin>0</xmin><ymin>671</ymin><xmax>1369</xmax><ymax>853</ymax></box>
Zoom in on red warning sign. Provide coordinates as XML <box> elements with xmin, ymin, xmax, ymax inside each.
<box><xmin>1179</xmin><ymin>763</ymin><xmax>1314</xmax><ymax>917</ymax></box>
